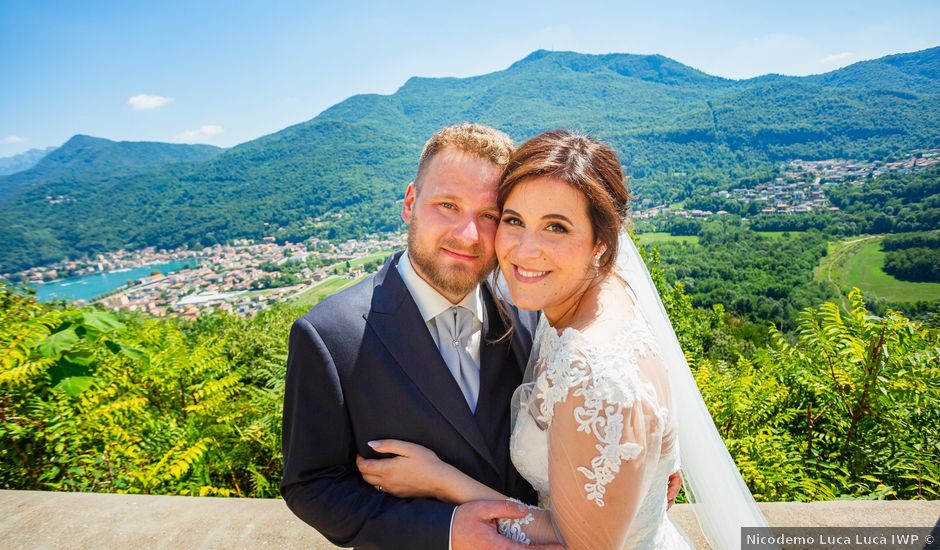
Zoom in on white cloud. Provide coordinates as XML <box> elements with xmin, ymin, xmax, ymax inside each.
<box><xmin>128</xmin><ymin>94</ymin><xmax>174</xmax><ymax>110</ymax></box>
<box><xmin>820</xmin><ymin>52</ymin><xmax>854</xmax><ymax>64</ymax></box>
<box><xmin>174</xmin><ymin>124</ymin><xmax>224</xmax><ymax>143</ymax></box>
<box><xmin>1</xmin><ymin>135</ymin><xmax>27</xmax><ymax>144</ymax></box>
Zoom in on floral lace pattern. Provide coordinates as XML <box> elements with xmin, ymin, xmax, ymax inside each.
<box><xmin>533</xmin><ymin>320</ymin><xmax>668</xmax><ymax>507</ymax></box>
<box><xmin>497</xmin><ymin>498</ymin><xmax>536</xmax><ymax>545</ymax></box>
<box><xmin>507</xmin><ymin>314</ymin><xmax>690</xmax><ymax>548</ymax></box>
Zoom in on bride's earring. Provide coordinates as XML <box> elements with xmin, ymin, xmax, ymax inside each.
<box><xmin>592</xmin><ymin>244</ymin><xmax>607</xmax><ymax>274</ymax></box>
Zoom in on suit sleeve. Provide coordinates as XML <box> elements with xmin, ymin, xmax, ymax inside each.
<box><xmin>281</xmin><ymin>317</ymin><xmax>457</xmax><ymax>549</ymax></box>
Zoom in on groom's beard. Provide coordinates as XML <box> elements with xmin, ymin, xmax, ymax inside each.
<box><xmin>407</xmin><ymin>214</ymin><xmax>497</xmax><ymax>298</ymax></box>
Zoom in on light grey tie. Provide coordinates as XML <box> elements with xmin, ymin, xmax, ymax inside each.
<box><xmin>434</xmin><ymin>306</ymin><xmax>480</xmax><ymax>413</ymax></box>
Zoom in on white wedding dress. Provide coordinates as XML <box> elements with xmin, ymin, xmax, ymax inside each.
<box><xmin>496</xmin><ymin>234</ymin><xmax>768</xmax><ymax>549</ymax></box>
<box><xmin>503</xmin><ymin>294</ymin><xmax>692</xmax><ymax>549</ymax></box>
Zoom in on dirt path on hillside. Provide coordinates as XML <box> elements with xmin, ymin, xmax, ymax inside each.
<box><xmin>824</xmin><ymin>235</ymin><xmax>880</xmax><ymax>309</ymax></box>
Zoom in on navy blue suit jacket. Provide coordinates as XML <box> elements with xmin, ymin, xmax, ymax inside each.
<box><xmin>281</xmin><ymin>251</ymin><xmax>539</xmax><ymax>549</ymax></box>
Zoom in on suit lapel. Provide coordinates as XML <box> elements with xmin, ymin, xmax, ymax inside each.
<box><xmin>478</xmin><ymin>282</ymin><xmax>541</xmax><ymax>497</ymax></box>
<box><xmin>476</xmin><ymin>285</ymin><xmax>513</xmax><ymax>417</ymax></box>
<box><xmin>365</xmin><ymin>254</ymin><xmax>499</xmax><ymax>475</ymax></box>
<box><xmin>474</xmin><ymin>285</ymin><xmax>514</xmax><ymax>476</ymax></box>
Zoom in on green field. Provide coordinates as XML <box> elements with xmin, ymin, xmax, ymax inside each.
<box><xmin>291</xmin><ymin>250</ymin><xmax>394</xmax><ymax>308</ymax></box>
<box><xmin>636</xmin><ymin>232</ymin><xmax>700</xmax><ymax>245</ymax></box>
<box><xmin>349</xmin><ymin>250</ymin><xmax>393</xmax><ymax>269</ymax></box>
<box><xmin>815</xmin><ymin>236</ymin><xmax>940</xmax><ymax>303</ymax></box>
<box><xmin>290</xmin><ymin>275</ymin><xmax>367</xmax><ymax>308</ymax></box>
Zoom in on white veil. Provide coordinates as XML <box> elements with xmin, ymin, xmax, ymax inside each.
<box><xmin>616</xmin><ymin>229</ymin><xmax>769</xmax><ymax>549</ymax></box>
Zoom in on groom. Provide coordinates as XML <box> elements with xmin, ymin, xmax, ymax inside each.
<box><xmin>281</xmin><ymin>123</ymin><xmax>546</xmax><ymax>549</ymax></box>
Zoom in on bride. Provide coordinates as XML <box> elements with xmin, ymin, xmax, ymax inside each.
<box><xmin>357</xmin><ymin>130</ymin><xmax>768</xmax><ymax>549</ymax></box>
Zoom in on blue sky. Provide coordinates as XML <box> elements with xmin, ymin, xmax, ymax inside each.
<box><xmin>1</xmin><ymin>0</ymin><xmax>938</xmax><ymax>156</ymax></box>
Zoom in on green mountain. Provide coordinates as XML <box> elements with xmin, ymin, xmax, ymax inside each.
<box><xmin>1</xmin><ymin>47</ymin><xmax>939</xmax><ymax>274</ymax></box>
<box><xmin>0</xmin><ymin>135</ymin><xmax>224</xmax><ymax>202</ymax></box>
<box><xmin>0</xmin><ymin>147</ymin><xmax>57</xmax><ymax>177</ymax></box>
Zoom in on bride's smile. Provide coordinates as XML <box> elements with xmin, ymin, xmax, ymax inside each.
<box><xmin>495</xmin><ymin>175</ymin><xmax>605</xmax><ymax>326</ymax></box>
<box><xmin>511</xmin><ymin>265</ymin><xmax>549</xmax><ymax>281</ymax></box>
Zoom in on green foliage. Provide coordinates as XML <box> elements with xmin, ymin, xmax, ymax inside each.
<box><xmin>0</xmin><ymin>282</ymin><xmax>296</xmax><ymax>496</ymax></box>
<box><xmin>2</xmin><ymin>265</ymin><xmax>938</xmax><ymax>502</ymax></box>
<box><xmin>825</xmin><ymin>171</ymin><xmax>940</xmax><ymax>235</ymax></box>
<box><xmin>883</xmin><ymin>247</ymin><xmax>940</xmax><ymax>282</ymax></box>
<box><xmin>881</xmin><ymin>231</ymin><xmax>940</xmax><ymax>282</ymax></box>
<box><xmin>694</xmin><ymin>354</ymin><xmax>809</xmax><ymax>501</ymax></box>
<box><xmin>694</xmin><ymin>290</ymin><xmax>940</xmax><ymax>501</ymax></box>
<box><xmin>883</xmin><ymin>231</ymin><xmax>940</xmax><ymax>251</ymax></box>
<box><xmin>817</xmin><ymin>236</ymin><xmax>940</xmax><ymax>323</ymax></box>
<box><xmin>640</xmin><ymin>242</ymin><xmax>742</xmax><ymax>359</ymax></box>
<box><xmin>250</xmin><ymin>272</ymin><xmax>301</xmax><ymax>290</ymax></box>
<box><xmin>642</xmin><ymin>219</ymin><xmax>836</xmax><ymax>331</ymax></box>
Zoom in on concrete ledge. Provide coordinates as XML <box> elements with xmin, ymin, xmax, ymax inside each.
<box><xmin>1</xmin><ymin>490</ymin><xmax>937</xmax><ymax>549</ymax></box>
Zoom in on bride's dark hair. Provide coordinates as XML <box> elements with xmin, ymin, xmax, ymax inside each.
<box><xmin>497</xmin><ymin>129</ymin><xmax>630</xmax><ymax>276</ymax></box>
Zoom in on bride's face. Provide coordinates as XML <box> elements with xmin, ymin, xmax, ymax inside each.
<box><xmin>495</xmin><ymin>176</ymin><xmax>602</xmax><ymax>324</ymax></box>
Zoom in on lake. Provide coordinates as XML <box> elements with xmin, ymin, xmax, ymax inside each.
<box><xmin>33</xmin><ymin>260</ymin><xmax>195</xmax><ymax>302</ymax></box>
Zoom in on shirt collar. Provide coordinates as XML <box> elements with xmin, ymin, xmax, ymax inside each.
<box><xmin>397</xmin><ymin>249</ymin><xmax>483</xmax><ymax>324</ymax></box>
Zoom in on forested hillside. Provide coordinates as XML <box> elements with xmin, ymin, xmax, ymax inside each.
<box><xmin>644</xmin><ymin>221</ymin><xmax>835</xmax><ymax>331</ymax></box>
<box><xmin>0</xmin><ymin>147</ymin><xmax>56</xmax><ymax>177</ymax></box>
<box><xmin>0</xmin><ymin>135</ymin><xmax>223</xmax><ymax>202</ymax></box>
<box><xmin>1</xmin><ymin>46</ymin><xmax>939</xmax><ymax>273</ymax></box>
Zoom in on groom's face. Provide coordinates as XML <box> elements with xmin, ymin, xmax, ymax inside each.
<box><xmin>401</xmin><ymin>147</ymin><xmax>501</xmax><ymax>303</ymax></box>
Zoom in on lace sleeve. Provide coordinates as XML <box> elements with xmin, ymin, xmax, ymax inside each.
<box><xmin>501</xmin><ymin>321</ymin><xmax>674</xmax><ymax>549</ymax></box>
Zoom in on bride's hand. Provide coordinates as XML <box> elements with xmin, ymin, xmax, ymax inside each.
<box><xmin>356</xmin><ymin>439</ymin><xmax>460</xmax><ymax>501</ymax></box>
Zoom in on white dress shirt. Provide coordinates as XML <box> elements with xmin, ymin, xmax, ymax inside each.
<box><xmin>397</xmin><ymin>250</ymin><xmax>483</xmax><ymax>369</ymax></box>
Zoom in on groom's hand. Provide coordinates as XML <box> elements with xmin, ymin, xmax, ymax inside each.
<box><xmin>452</xmin><ymin>500</ymin><xmax>562</xmax><ymax>550</ymax></box>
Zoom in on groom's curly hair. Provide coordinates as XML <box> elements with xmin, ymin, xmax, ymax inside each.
<box><xmin>498</xmin><ymin>129</ymin><xmax>631</xmax><ymax>276</ymax></box>
<box><xmin>413</xmin><ymin>123</ymin><xmax>514</xmax><ymax>193</ymax></box>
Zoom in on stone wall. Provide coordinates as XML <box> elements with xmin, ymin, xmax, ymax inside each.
<box><xmin>1</xmin><ymin>490</ymin><xmax>937</xmax><ymax>549</ymax></box>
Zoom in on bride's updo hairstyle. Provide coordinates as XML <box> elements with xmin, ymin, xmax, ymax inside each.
<box><xmin>497</xmin><ymin>129</ymin><xmax>630</xmax><ymax>276</ymax></box>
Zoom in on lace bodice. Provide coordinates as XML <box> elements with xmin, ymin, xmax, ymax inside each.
<box><xmin>504</xmin><ymin>312</ymin><xmax>691</xmax><ymax>549</ymax></box>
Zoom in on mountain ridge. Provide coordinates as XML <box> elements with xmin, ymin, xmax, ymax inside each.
<box><xmin>1</xmin><ymin>46</ymin><xmax>938</xmax><ymax>273</ymax></box>
<box><xmin>0</xmin><ymin>136</ymin><xmax>224</xmax><ymax>203</ymax></box>
<box><xmin>0</xmin><ymin>146</ymin><xmax>57</xmax><ymax>177</ymax></box>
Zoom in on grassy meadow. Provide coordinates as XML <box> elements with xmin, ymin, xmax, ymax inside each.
<box><xmin>290</xmin><ymin>275</ymin><xmax>367</xmax><ymax>308</ymax></box>
<box><xmin>815</xmin><ymin>236</ymin><xmax>940</xmax><ymax>303</ymax></box>
<box><xmin>288</xmin><ymin>250</ymin><xmax>393</xmax><ymax>308</ymax></box>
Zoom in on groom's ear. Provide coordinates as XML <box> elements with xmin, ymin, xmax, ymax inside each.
<box><xmin>401</xmin><ymin>182</ymin><xmax>417</xmax><ymax>224</ymax></box>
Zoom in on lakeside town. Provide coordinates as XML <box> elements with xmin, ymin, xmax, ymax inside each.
<box><xmin>7</xmin><ymin>148</ymin><xmax>938</xmax><ymax>318</ymax></box>
<box><xmin>634</xmin><ymin>148</ymin><xmax>940</xmax><ymax>220</ymax></box>
<box><xmin>10</xmin><ymin>233</ymin><xmax>405</xmax><ymax>318</ymax></box>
